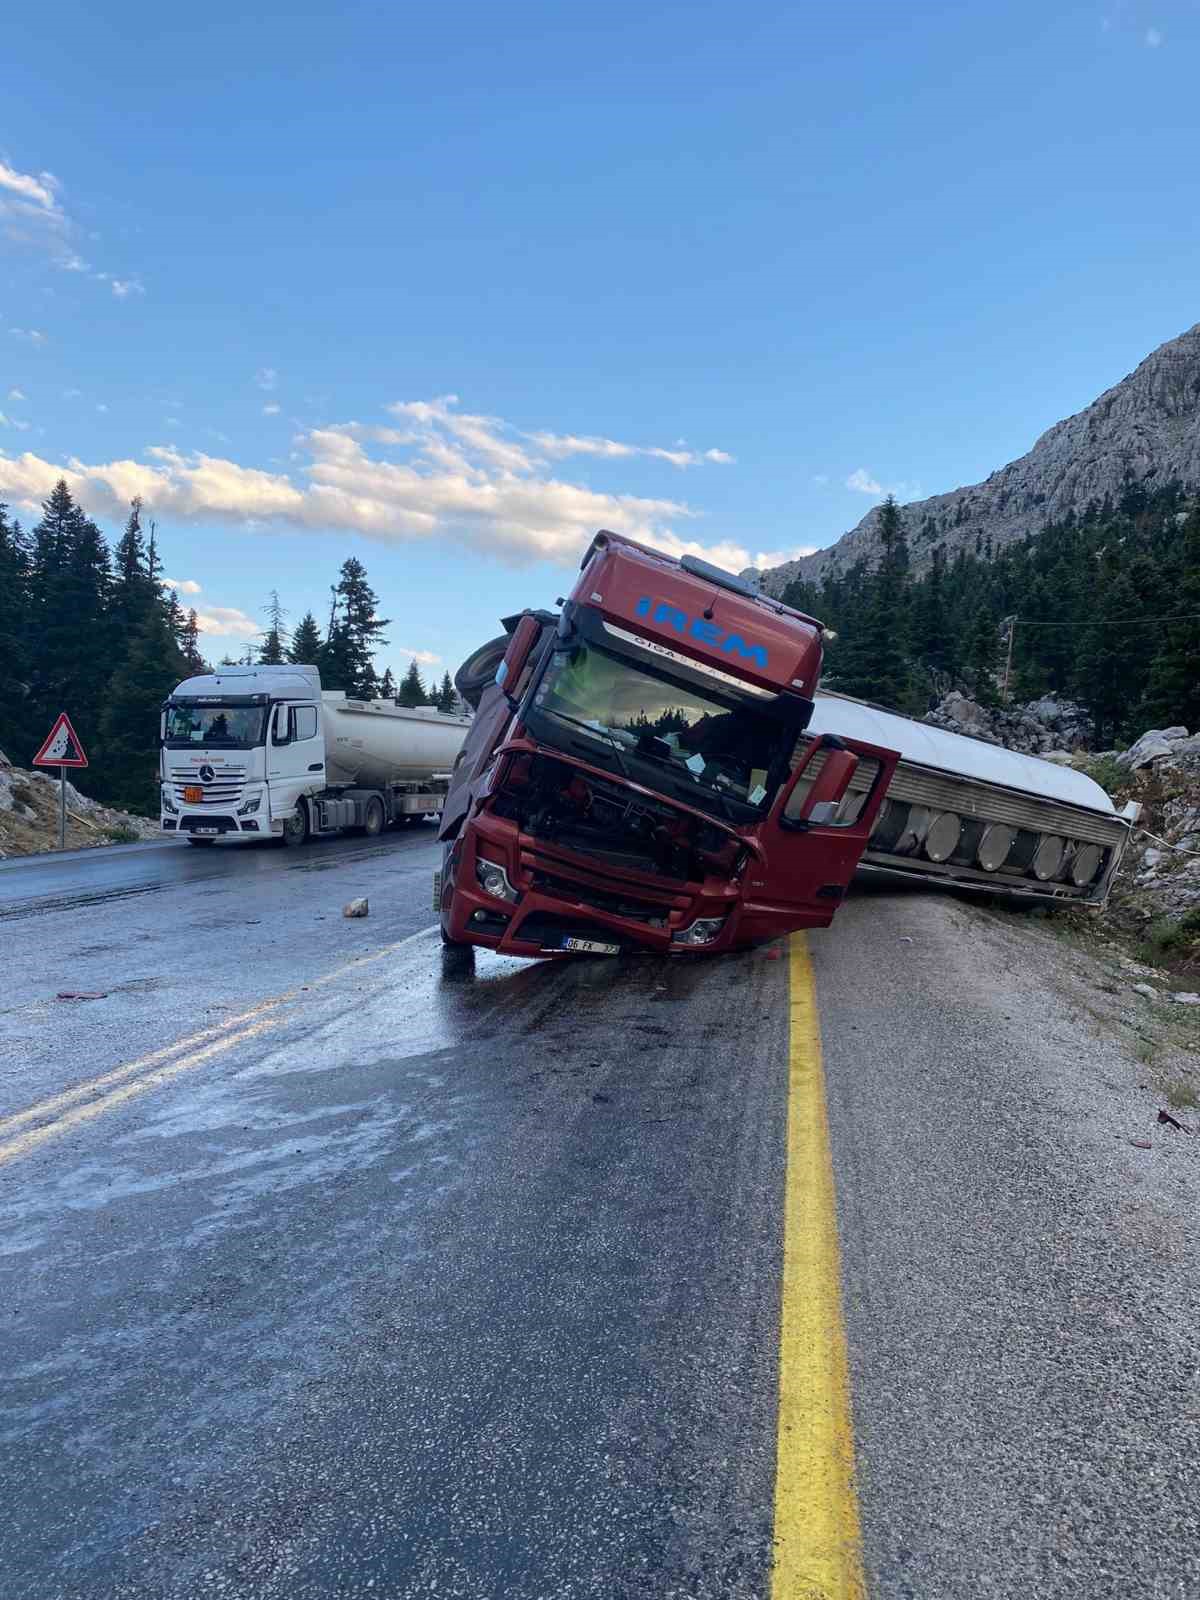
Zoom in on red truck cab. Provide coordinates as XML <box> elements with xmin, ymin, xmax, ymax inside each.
<box><xmin>438</xmin><ymin>532</ymin><xmax>898</xmax><ymax>957</ymax></box>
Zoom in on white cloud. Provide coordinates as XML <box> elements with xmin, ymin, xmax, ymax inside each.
<box><xmin>256</xmin><ymin>367</ymin><xmax>278</xmax><ymax>391</ymax></box>
<box><xmin>96</xmin><ymin>403</ymin><xmax>108</xmax><ymax>413</ymax></box>
<box><xmin>1145</xmin><ymin>26</ymin><xmax>1163</xmax><ymax>46</ymax></box>
<box><xmin>394</xmin><ymin>646</ymin><xmax>441</xmax><ymax>666</ymax></box>
<box><xmin>0</xmin><ymin>160</ymin><xmax>60</xmax><ymax>213</ymax></box>
<box><xmin>0</xmin><ymin>397</ymin><xmax>767</xmax><ymax>572</ymax></box>
<box><xmin>811</xmin><ymin>473</ymin><xmax>830</xmax><ymax>487</ymax></box>
<box><xmin>193</xmin><ymin>605</ymin><xmax>258</xmax><ymax>639</ymax></box>
<box><xmin>9</xmin><ymin>328</ymin><xmax>46</xmax><ymax>345</ymax></box>
<box><xmin>262</xmin><ymin>403</ymin><xmax>281</xmax><ymax>416</ymax></box>
<box><xmin>111</xmin><ymin>277</ymin><xmax>145</xmax><ymax>298</ymax></box>
<box><xmin>846</xmin><ymin>468</ymin><xmax>884</xmax><ymax>496</ymax></box>
<box><xmin>8</xmin><ymin>388</ymin><xmax>26</xmax><ymax>402</ymax></box>
<box><xmin>0</xmin><ymin>412</ymin><xmax>32</xmax><ymax>431</ymax></box>
<box><xmin>528</xmin><ymin>427</ymin><xmax>734</xmax><ymax>468</ymax></box>
<box><xmin>160</xmin><ymin>576</ymin><xmax>203</xmax><ymax>595</ymax></box>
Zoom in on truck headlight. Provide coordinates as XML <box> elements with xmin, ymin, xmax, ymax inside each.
<box><xmin>672</xmin><ymin>915</ymin><xmax>727</xmax><ymax>946</ymax></box>
<box><xmin>475</xmin><ymin>857</ymin><xmax>518</xmax><ymax>903</ymax></box>
<box><xmin>161</xmin><ymin>788</ymin><xmax>179</xmax><ymax>815</ymax></box>
<box><xmin>237</xmin><ymin>795</ymin><xmax>261</xmax><ymax>815</ymax></box>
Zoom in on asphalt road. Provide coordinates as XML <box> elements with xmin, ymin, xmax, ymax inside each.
<box><xmin>1</xmin><ymin>835</ymin><xmax>1197</xmax><ymax>1598</ymax></box>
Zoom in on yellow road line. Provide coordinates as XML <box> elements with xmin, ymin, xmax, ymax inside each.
<box><xmin>0</xmin><ymin>924</ymin><xmax>438</xmax><ymax>1159</ymax></box>
<box><xmin>771</xmin><ymin>933</ymin><xmax>866</xmax><ymax>1600</ymax></box>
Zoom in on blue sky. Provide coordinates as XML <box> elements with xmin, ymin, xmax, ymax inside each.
<box><xmin>2</xmin><ymin>0</ymin><xmax>1198</xmax><ymax>681</ymax></box>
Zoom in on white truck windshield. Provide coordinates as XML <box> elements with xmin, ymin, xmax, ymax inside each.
<box><xmin>164</xmin><ymin>704</ymin><xmax>267</xmax><ymax>748</ymax></box>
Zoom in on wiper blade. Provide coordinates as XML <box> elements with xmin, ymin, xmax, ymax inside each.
<box><xmin>543</xmin><ymin>708</ymin><xmax>632</xmax><ymax>783</ymax></box>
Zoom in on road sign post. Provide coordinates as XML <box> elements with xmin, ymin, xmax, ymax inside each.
<box><xmin>32</xmin><ymin>713</ymin><xmax>90</xmax><ymax>851</ymax></box>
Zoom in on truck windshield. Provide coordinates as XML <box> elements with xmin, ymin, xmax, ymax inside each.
<box><xmin>164</xmin><ymin>704</ymin><xmax>267</xmax><ymax>748</ymax></box>
<box><xmin>529</xmin><ymin>641</ymin><xmax>791</xmax><ymax>818</ymax></box>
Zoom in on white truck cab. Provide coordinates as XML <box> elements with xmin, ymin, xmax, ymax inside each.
<box><xmin>160</xmin><ymin>664</ymin><xmax>468</xmax><ymax>846</ymax></box>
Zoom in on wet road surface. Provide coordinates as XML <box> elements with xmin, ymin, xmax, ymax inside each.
<box><xmin>2</xmin><ymin>838</ymin><xmax>1199</xmax><ymax>1597</ymax></box>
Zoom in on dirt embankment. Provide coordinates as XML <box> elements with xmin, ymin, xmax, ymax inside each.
<box><xmin>0</xmin><ymin>751</ymin><xmax>159</xmax><ymax>859</ymax></box>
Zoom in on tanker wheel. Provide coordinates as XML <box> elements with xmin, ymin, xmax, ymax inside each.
<box><xmin>281</xmin><ymin>801</ymin><xmax>310</xmax><ymax>848</ymax></box>
<box><xmin>453</xmin><ymin>634</ymin><xmax>509</xmax><ymax>711</ymax></box>
<box><xmin>362</xmin><ymin>796</ymin><xmax>386</xmax><ymax>838</ymax></box>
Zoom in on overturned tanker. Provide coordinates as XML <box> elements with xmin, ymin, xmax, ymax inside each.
<box><xmin>439</xmin><ymin>532</ymin><xmax>1135</xmax><ymax>958</ymax></box>
<box><xmin>799</xmin><ymin>693</ymin><xmax>1137</xmax><ymax>903</ymax></box>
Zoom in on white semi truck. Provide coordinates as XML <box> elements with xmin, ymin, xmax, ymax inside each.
<box><xmin>159</xmin><ymin>664</ymin><xmax>470</xmax><ymax>846</ymax></box>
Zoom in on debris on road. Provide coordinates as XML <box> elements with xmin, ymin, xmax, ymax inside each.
<box><xmin>1157</xmin><ymin>1108</ymin><xmax>1192</xmax><ymax>1134</ymax></box>
<box><xmin>343</xmin><ymin>897</ymin><xmax>369</xmax><ymax>918</ymax></box>
<box><xmin>1129</xmin><ymin>1138</ymin><xmax>1154</xmax><ymax>1150</ymax></box>
<box><xmin>55</xmin><ymin>990</ymin><xmax>109</xmax><ymax>1001</ymax></box>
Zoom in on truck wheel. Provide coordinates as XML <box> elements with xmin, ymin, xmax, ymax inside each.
<box><xmin>440</xmin><ymin>926</ymin><xmax>469</xmax><ymax>948</ymax></box>
<box><xmin>453</xmin><ymin>635</ymin><xmax>509</xmax><ymax>711</ymax></box>
<box><xmin>281</xmin><ymin>801</ymin><xmax>310</xmax><ymax>848</ymax></box>
<box><xmin>362</xmin><ymin>796</ymin><xmax>386</xmax><ymax>838</ymax></box>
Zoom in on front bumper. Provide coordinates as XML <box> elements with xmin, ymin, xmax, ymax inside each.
<box><xmin>441</xmin><ymin>820</ymin><xmax>742</xmax><ymax>958</ymax></box>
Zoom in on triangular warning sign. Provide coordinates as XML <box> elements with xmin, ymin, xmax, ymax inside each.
<box><xmin>33</xmin><ymin>712</ymin><xmax>89</xmax><ymax>769</ymax></box>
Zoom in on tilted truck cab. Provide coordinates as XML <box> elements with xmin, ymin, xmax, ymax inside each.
<box><xmin>438</xmin><ymin>532</ymin><xmax>900</xmax><ymax>957</ymax></box>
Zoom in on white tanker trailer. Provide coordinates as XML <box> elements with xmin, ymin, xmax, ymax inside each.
<box><xmin>159</xmin><ymin>664</ymin><xmax>470</xmax><ymax>846</ymax></box>
<box><xmin>794</xmin><ymin>691</ymin><xmax>1139</xmax><ymax>904</ymax></box>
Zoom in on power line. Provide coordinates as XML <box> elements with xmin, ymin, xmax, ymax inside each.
<box><xmin>1007</xmin><ymin>612</ymin><xmax>1200</xmax><ymax>630</ymax></box>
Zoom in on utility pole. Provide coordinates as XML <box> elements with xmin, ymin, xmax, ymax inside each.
<box><xmin>1001</xmin><ymin>615</ymin><xmax>1017</xmax><ymax>702</ymax></box>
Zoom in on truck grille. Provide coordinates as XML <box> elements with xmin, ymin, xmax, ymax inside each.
<box><xmin>168</xmin><ymin>765</ymin><xmax>247</xmax><ymax>807</ymax></box>
<box><xmin>530</xmin><ymin>869</ymin><xmax>673</xmax><ymax>927</ymax></box>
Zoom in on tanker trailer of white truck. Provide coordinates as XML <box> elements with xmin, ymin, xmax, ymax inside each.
<box><xmin>159</xmin><ymin>664</ymin><xmax>471</xmax><ymax>846</ymax></box>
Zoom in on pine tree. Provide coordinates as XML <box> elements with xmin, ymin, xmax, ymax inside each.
<box><xmin>1142</xmin><ymin>504</ymin><xmax>1200</xmax><ymax>731</ymax></box>
<box><xmin>397</xmin><ymin>660</ymin><xmax>427</xmax><ymax>706</ymax></box>
<box><xmin>328</xmin><ymin>558</ymin><xmax>389</xmax><ymax>697</ymax></box>
<box><xmin>435</xmin><ymin>670</ymin><xmax>457</xmax><ymax>712</ymax></box>
<box><xmin>825</xmin><ymin>498</ymin><xmax>913</xmax><ymax>709</ymax></box>
<box><xmin>99</xmin><ymin>606</ymin><xmax>188</xmax><ymax>813</ymax></box>
<box><xmin>0</xmin><ymin>504</ymin><xmax>32</xmax><ymax>756</ymax></box>
<box><xmin>288</xmin><ymin>612</ymin><xmax>323</xmax><ymax>665</ymax></box>
<box><xmin>378</xmin><ymin>667</ymin><xmax>397</xmax><ymax>701</ymax></box>
<box><xmin>181</xmin><ymin>609</ymin><xmax>208</xmax><ymax>674</ymax></box>
<box><xmin>27</xmin><ymin>480</ymin><xmax>112</xmax><ymax>754</ymax></box>
<box><xmin>259</xmin><ymin>589</ymin><xmax>288</xmax><ymax>664</ymax></box>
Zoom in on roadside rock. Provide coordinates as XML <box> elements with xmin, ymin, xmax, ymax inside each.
<box><xmin>924</xmin><ymin>692</ymin><xmax>1095</xmax><ymax>755</ymax></box>
<box><xmin>343</xmin><ymin>898</ymin><xmax>369</xmax><ymax>918</ymax></box>
<box><xmin>1116</xmin><ymin>727</ymin><xmax>1190</xmax><ymax>770</ymax></box>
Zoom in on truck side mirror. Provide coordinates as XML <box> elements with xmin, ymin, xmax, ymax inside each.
<box><xmin>495</xmin><ymin>614</ymin><xmax>542</xmax><ymax>702</ymax></box>
<box><xmin>273</xmin><ymin>705</ymin><xmax>292</xmax><ymax>745</ymax></box>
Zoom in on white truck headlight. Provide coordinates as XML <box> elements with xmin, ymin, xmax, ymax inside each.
<box><xmin>237</xmin><ymin>795</ymin><xmax>261</xmax><ymax>815</ymax></box>
<box><xmin>161</xmin><ymin>787</ymin><xmax>179</xmax><ymax>815</ymax></box>
<box><xmin>672</xmin><ymin>915</ymin><xmax>727</xmax><ymax>946</ymax></box>
<box><xmin>475</xmin><ymin>858</ymin><xmax>518</xmax><ymax>903</ymax></box>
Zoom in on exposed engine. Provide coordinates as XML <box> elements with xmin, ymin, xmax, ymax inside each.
<box><xmin>491</xmin><ymin>752</ymin><xmax>743</xmax><ymax>883</ymax></box>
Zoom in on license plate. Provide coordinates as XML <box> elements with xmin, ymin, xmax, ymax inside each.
<box><xmin>560</xmin><ymin>936</ymin><xmax>621</xmax><ymax>955</ymax></box>
<box><xmin>184</xmin><ymin>785</ymin><xmax>203</xmax><ymax>803</ymax></box>
<box><xmin>193</xmin><ymin>826</ymin><xmax>220</xmax><ymax>835</ymax></box>
<box><xmin>432</xmin><ymin>869</ymin><xmax>442</xmax><ymax>911</ymax></box>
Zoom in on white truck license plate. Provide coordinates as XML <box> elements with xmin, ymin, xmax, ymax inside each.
<box><xmin>560</xmin><ymin>936</ymin><xmax>620</xmax><ymax>955</ymax></box>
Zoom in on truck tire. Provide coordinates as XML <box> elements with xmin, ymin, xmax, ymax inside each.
<box><xmin>362</xmin><ymin>796</ymin><xmax>386</xmax><ymax>838</ymax></box>
<box><xmin>281</xmin><ymin>800</ymin><xmax>310</xmax><ymax>848</ymax></box>
<box><xmin>453</xmin><ymin>635</ymin><xmax>509</xmax><ymax>711</ymax></box>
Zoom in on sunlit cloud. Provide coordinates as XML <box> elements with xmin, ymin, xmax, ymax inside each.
<box><xmin>160</xmin><ymin>576</ymin><xmax>203</xmax><ymax>595</ymax></box>
<box><xmin>0</xmin><ymin>396</ymin><xmax>786</xmax><ymax>574</ymax></box>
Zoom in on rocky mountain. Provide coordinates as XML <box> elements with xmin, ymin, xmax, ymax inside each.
<box><xmin>757</xmin><ymin>320</ymin><xmax>1200</xmax><ymax>595</ymax></box>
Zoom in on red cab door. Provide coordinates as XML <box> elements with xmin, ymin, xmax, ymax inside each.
<box><xmin>737</xmin><ymin>733</ymin><xmax>899</xmax><ymax>942</ymax></box>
